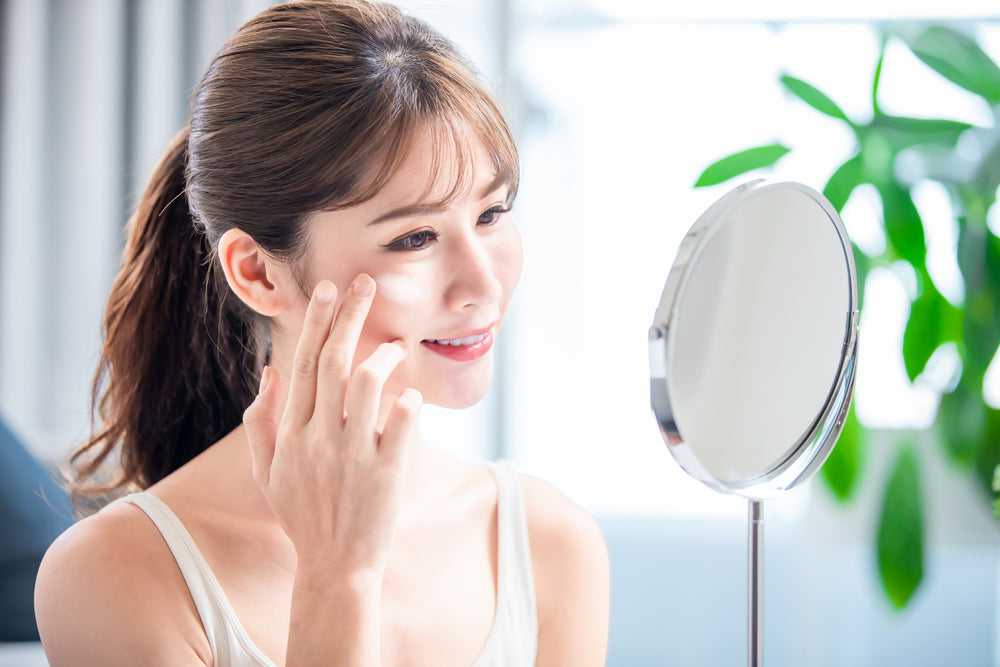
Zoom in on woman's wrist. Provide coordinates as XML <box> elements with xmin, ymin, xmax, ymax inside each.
<box><xmin>293</xmin><ymin>560</ymin><xmax>384</xmax><ymax>598</ymax></box>
<box><xmin>287</xmin><ymin>564</ymin><xmax>383</xmax><ymax>667</ymax></box>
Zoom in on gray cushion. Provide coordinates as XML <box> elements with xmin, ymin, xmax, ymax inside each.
<box><xmin>0</xmin><ymin>416</ymin><xmax>74</xmax><ymax>641</ymax></box>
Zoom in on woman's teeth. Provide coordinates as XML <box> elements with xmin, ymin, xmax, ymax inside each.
<box><xmin>426</xmin><ymin>333</ymin><xmax>487</xmax><ymax>346</ymax></box>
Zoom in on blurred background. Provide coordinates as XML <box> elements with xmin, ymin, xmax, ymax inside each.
<box><xmin>2</xmin><ymin>0</ymin><xmax>1000</xmax><ymax>665</ymax></box>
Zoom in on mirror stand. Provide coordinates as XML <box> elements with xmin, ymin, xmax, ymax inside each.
<box><xmin>748</xmin><ymin>500</ymin><xmax>763</xmax><ymax>667</ymax></box>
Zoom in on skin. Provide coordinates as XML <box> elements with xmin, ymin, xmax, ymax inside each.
<box><xmin>34</xmin><ymin>127</ymin><xmax>610</xmax><ymax>666</ymax></box>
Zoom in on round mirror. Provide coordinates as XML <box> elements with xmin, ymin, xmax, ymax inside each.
<box><xmin>649</xmin><ymin>179</ymin><xmax>859</xmax><ymax>500</ymax></box>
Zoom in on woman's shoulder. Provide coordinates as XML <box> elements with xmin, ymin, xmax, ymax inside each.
<box><xmin>440</xmin><ymin>455</ymin><xmax>608</xmax><ymax>568</ymax></box>
<box><xmin>516</xmin><ymin>471</ymin><xmax>608</xmax><ymax>576</ymax></box>
<box><xmin>517</xmin><ymin>471</ymin><xmax>611</xmax><ymax>665</ymax></box>
<box><xmin>34</xmin><ymin>496</ymin><xmax>212</xmax><ymax>666</ymax></box>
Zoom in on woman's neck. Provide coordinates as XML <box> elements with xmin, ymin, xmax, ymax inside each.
<box><xmin>200</xmin><ymin>421</ymin><xmax>443</xmax><ymax>523</ymax></box>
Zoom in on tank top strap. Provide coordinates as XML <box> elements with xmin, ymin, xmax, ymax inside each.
<box><xmin>476</xmin><ymin>459</ymin><xmax>538</xmax><ymax>665</ymax></box>
<box><xmin>118</xmin><ymin>492</ymin><xmax>275</xmax><ymax>667</ymax></box>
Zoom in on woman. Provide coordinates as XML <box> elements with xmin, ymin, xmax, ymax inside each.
<box><xmin>33</xmin><ymin>1</ymin><xmax>609</xmax><ymax>665</ymax></box>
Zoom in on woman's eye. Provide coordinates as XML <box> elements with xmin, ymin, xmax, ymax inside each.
<box><xmin>386</xmin><ymin>229</ymin><xmax>437</xmax><ymax>251</ymax></box>
<box><xmin>478</xmin><ymin>205</ymin><xmax>509</xmax><ymax>227</ymax></box>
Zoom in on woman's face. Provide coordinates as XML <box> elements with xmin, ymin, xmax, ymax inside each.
<box><xmin>290</xmin><ymin>129</ymin><xmax>522</xmax><ymax>410</ymax></box>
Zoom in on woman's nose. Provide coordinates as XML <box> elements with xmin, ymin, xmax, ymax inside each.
<box><xmin>443</xmin><ymin>232</ymin><xmax>503</xmax><ymax>310</ymax></box>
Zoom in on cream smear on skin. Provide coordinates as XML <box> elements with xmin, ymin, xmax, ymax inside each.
<box><xmin>374</xmin><ymin>273</ymin><xmax>431</xmax><ymax>307</ymax></box>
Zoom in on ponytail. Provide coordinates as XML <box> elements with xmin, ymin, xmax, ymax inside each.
<box><xmin>70</xmin><ymin>128</ymin><xmax>264</xmax><ymax>513</ymax></box>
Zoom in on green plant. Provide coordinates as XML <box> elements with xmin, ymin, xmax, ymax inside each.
<box><xmin>695</xmin><ymin>24</ymin><xmax>1000</xmax><ymax>610</ymax></box>
<box><xmin>994</xmin><ymin>464</ymin><xmax>1000</xmax><ymax>517</ymax></box>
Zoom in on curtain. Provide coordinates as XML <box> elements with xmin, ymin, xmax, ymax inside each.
<box><xmin>0</xmin><ymin>0</ymin><xmax>294</xmax><ymax>459</ymax></box>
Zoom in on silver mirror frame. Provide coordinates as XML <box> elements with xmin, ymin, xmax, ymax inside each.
<box><xmin>648</xmin><ymin>179</ymin><xmax>861</xmax><ymax>500</ymax></box>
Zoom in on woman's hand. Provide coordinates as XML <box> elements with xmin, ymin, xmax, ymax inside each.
<box><xmin>242</xmin><ymin>274</ymin><xmax>422</xmax><ymax>582</ymax></box>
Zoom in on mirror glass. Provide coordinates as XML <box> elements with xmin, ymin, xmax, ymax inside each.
<box><xmin>649</xmin><ymin>179</ymin><xmax>859</xmax><ymax>499</ymax></box>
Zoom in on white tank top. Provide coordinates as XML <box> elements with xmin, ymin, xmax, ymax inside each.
<box><xmin>120</xmin><ymin>460</ymin><xmax>538</xmax><ymax>666</ymax></box>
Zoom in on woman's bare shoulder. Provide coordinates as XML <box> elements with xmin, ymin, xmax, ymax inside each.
<box><xmin>518</xmin><ymin>473</ymin><xmax>607</xmax><ymax>563</ymax></box>
<box><xmin>35</xmin><ymin>499</ymin><xmax>212</xmax><ymax>667</ymax></box>
<box><xmin>519</xmin><ymin>473</ymin><xmax>610</xmax><ymax>666</ymax></box>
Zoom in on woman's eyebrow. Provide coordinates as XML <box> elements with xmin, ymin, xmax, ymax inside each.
<box><xmin>368</xmin><ymin>202</ymin><xmax>446</xmax><ymax>226</ymax></box>
<box><xmin>477</xmin><ymin>173</ymin><xmax>508</xmax><ymax>200</ymax></box>
<box><xmin>367</xmin><ymin>174</ymin><xmax>509</xmax><ymax>226</ymax></box>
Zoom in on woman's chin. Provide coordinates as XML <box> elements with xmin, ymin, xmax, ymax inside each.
<box><xmin>429</xmin><ymin>394</ymin><xmax>488</xmax><ymax>411</ymax></box>
<box><xmin>422</xmin><ymin>373</ymin><xmax>494</xmax><ymax>410</ymax></box>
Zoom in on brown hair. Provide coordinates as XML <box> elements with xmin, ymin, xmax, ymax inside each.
<box><xmin>70</xmin><ymin>0</ymin><xmax>518</xmax><ymax>512</ymax></box>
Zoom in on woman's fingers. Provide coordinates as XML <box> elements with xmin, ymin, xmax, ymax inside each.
<box><xmin>284</xmin><ymin>281</ymin><xmax>338</xmax><ymax>427</ymax></box>
<box><xmin>379</xmin><ymin>387</ymin><xmax>423</xmax><ymax>464</ymax></box>
<box><xmin>343</xmin><ymin>342</ymin><xmax>407</xmax><ymax>447</ymax></box>
<box><xmin>246</xmin><ymin>272</ymin><xmax>421</xmax><ymax>576</ymax></box>
<box><xmin>316</xmin><ymin>274</ymin><xmax>376</xmax><ymax>418</ymax></box>
<box><xmin>243</xmin><ymin>366</ymin><xmax>281</xmax><ymax>488</ymax></box>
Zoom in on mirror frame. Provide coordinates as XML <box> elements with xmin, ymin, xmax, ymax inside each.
<box><xmin>648</xmin><ymin>179</ymin><xmax>860</xmax><ymax>499</ymax></box>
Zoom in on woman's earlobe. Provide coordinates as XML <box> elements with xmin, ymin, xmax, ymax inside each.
<box><xmin>217</xmin><ymin>229</ymin><xmax>286</xmax><ymax>317</ymax></box>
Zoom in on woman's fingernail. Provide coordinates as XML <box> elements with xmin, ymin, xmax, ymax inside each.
<box><xmin>258</xmin><ymin>366</ymin><xmax>271</xmax><ymax>393</ymax></box>
<box><xmin>315</xmin><ymin>281</ymin><xmax>335</xmax><ymax>303</ymax></box>
<box><xmin>352</xmin><ymin>273</ymin><xmax>374</xmax><ymax>297</ymax></box>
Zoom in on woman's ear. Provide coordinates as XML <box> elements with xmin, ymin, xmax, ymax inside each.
<box><xmin>217</xmin><ymin>229</ymin><xmax>289</xmax><ymax>317</ymax></box>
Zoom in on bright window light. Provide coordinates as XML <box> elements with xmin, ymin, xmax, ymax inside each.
<box><xmin>510</xmin><ymin>15</ymin><xmax>1000</xmax><ymax>516</ymax></box>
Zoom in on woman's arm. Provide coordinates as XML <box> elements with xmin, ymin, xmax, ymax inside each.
<box><xmin>285</xmin><ymin>570</ymin><xmax>382</xmax><ymax>667</ymax></box>
<box><xmin>525</xmin><ymin>477</ymin><xmax>611</xmax><ymax>666</ymax></box>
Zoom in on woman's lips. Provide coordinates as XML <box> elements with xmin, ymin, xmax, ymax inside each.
<box><xmin>421</xmin><ymin>327</ymin><xmax>495</xmax><ymax>361</ymax></box>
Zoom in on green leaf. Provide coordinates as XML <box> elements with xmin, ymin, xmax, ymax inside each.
<box><xmin>966</xmin><ymin>127</ymin><xmax>1000</xmax><ymax>198</ymax></box>
<box><xmin>823</xmin><ymin>154</ymin><xmax>864</xmax><ymax>212</ymax></box>
<box><xmin>905</xmin><ymin>26</ymin><xmax>1000</xmax><ymax>105</ymax></box>
<box><xmin>872</xmin><ymin>35</ymin><xmax>887</xmax><ymax>115</ymax></box>
<box><xmin>852</xmin><ymin>242</ymin><xmax>871</xmax><ymax>312</ymax></box>
<box><xmin>938</xmin><ymin>379</ymin><xmax>988</xmax><ymax>466</ymax></box>
<box><xmin>957</xmin><ymin>224</ymin><xmax>1000</xmax><ymax>370</ymax></box>
<box><xmin>962</xmin><ymin>288</ymin><xmax>1000</xmax><ymax>373</ymax></box>
<box><xmin>868</xmin><ymin>115</ymin><xmax>972</xmax><ymax>152</ymax></box>
<box><xmin>879</xmin><ymin>183</ymin><xmax>927</xmax><ymax>271</ymax></box>
<box><xmin>903</xmin><ymin>298</ymin><xmax>941</xmax><ymax>382</ymax></box>
<box><xmin>694</xmin><ymin>144</ymin><xmax>791</xmax><ymax>188</ymax></box>
<box><xmin>975</xmin><ymin>408</ymin><xmax>1000</xmax><ymax>497</ymax></box>
<box><xmin>877</xmin><ymin>444</ymin><xmax>924</xmax><ymax>609</ymax></box>
<box><xmin>860</xmin><ymin>131</ymin><xmax>894</xmax><ymax>184</ymax></box>
<box><xmin>902</xmin><ymin>272</ymin><xmax>962</xmax><ymax>382</ymax></box>
<box><xmin>780</xmin><ymin>74</ymin><xmax>851</xmax><ymax>123</ymax></box>
<box><xmin>820</xmin><ymin>403</ymin><xmax>864</xmax><ymax>501</ymax></box>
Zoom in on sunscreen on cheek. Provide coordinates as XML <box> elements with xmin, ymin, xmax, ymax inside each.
<box><xmin>374</xmin><ymin>274</ymin><xmax>431</xmax><ymax>307</ymax></box>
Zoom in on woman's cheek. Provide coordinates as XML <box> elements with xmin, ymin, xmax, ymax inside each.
<box><xmin>498</xmin><ymin>219</ymin><xmax>524</xmax><ymax>295</ymax></box>
<box><xmin>363</xmin><ymin>280</ymin><xmax>428</xmax><ymax>343</ymax></box>
<box><xmin>373</xmin><ymin>273</ymin><xmax>432</xmax><ymax>308</ymax></box>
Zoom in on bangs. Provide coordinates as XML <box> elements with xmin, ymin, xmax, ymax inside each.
<box><xmin>295</xmin><ymin>89</ymin><xmax>520</xmax><ymax>295</ymax></box>
<box><xmin>338</xmin><ymin>92</ymin><xmax>520</xmax><ymax>212</ymax></box>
